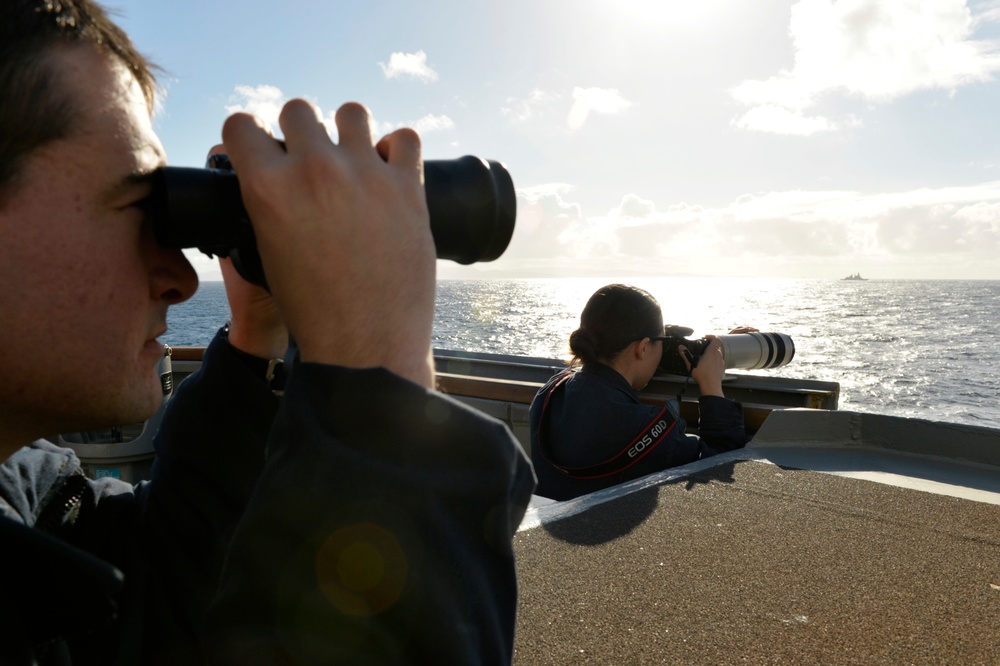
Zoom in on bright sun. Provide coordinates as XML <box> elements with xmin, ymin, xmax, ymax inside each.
<box><xmin>609</xmin><ymin>0</ymin><xmax>720</xmax><ymax>24</ymax></box>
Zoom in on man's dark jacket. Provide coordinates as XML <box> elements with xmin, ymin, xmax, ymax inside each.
<box><xmin>1</xmin><ymin>331</ymin><xmax>534</xmax><ymax>664</ymax></box>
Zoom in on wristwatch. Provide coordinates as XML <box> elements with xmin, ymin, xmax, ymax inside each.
<box><xmin>221</xmin><ymin>323</ymin><xmax>286</xmax><ymax>395</ymax></box>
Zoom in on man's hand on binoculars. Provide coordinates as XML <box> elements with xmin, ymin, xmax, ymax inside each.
<box><xmin>220</xmin><ymin>100</ymin><xmax>435</xmax><ymax>388</ymax></box>
<box><xmin>203</xmin><ymin>144</ymin><xmax>290</xmax><ymax>362</ymax></box>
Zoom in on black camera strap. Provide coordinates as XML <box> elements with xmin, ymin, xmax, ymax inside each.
<box><xmin>535</xmin><ymin>370</ymin><xmax>679</xmax><ymax>480</ymax></box>
<box><xmin>675</xmin><ymin>347</ymin><xmax>698</xmax><ymax>404</ymax></box>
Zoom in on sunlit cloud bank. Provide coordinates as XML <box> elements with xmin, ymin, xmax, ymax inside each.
<box><xmin>484</xmin><ymin>181</ymin><xmax>1000</xmax><ymax>278</ymax></box>
<box><xmin>732</xmin><ymin>0</ymin><xmax>1000</xmax><ymax>135</ymax></box>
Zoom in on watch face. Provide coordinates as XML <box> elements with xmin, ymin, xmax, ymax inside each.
<box><xmin>266</xmin><ymin>358</ymin><xmax>286</xmax><ymax>393</ymax></box>
<box><xmin>221</xmin><ymin>326</ymin><xmax>285</xmax><ymax>392</ymax></box>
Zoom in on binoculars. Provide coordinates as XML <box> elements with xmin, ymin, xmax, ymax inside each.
<box><xmin>149</xmin><ymin>155</ymin><xmax>516</xmax><ymax>289</ymax></box>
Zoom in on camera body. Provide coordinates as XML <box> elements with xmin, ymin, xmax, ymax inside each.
<box><xmin>149</xmin><ymin>155</ymin><xmax>516</xmax><ymax>289</ymax></box>
<box><xmin>657</xmin><ymin>326</ymin><xmax>711</xmax><ymax>376</ymax></box>
<box><xmin>657</xmin><ymin>325</ymin><xmax>795</xmax><ymax>376</ymax></box>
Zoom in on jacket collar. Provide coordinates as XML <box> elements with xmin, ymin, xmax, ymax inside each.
<box><xmin>0</xmin><ymin>440</ymin><xmax>82</xmax><ymax>526</ymax></box>
<box><xmin>580</xmin><ymin>362</ymin><xmax>641</xmax><ymax>402</ymax></box>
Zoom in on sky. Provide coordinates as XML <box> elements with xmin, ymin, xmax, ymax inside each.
<box><xmin>118</xmin><ymin>0</ymin><xmax>1000</xmax><ymax>280</ymax></box>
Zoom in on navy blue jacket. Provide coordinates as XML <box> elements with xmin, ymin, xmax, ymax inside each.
<box><xmin>1</xmin><ymin>331</ymin><xmax>534</xmax><ymax>664</ymax></box>
<box><xmin>529</xmin><ymin>363</ymin><xmax>746</xmax><ymax>501</ymax></box>
<box><xmin>1</xmin><ymin>331</ymin><xmax>278</xmax><ymax>664</ymax></box>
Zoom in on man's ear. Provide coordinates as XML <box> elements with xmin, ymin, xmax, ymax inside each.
<box><xmin>634</xmin><ymin>337</ymin><xmax>651</xmax><ymax>360</ymax></box>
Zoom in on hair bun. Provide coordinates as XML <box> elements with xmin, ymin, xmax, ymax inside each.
<box><xmin>569</xmin><ymin>328</ymin><xmax>600</xmax><ymax>365</ymax></box>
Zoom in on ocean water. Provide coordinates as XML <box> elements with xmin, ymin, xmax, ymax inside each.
<box><xmin>163</xmin><ymin>278</ymin><xmax>1000</xmax><ymax>430</ymax></box>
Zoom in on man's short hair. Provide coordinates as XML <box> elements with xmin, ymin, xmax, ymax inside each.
<box><xmin>0</xmin><ymin>0</ymin><xmax>157</xmax><ymax>196</ymax></box>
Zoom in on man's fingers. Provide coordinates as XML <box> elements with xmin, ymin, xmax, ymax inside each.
<box><xmin>376</xmin><ymin>127</ymin><xmax>422</xmax><ymax>171</ymax></box>
<box><xmin>279</xmin><ymin>99</ymin><xmax>331</xmax><ymax>155</ymax></box>
<box><xmin>333</xmin><ymin>102</ymin><xmax>376</xmax><ymax>155</ymax></box>
<box><xmin>222</xmin><ymin>112</ymin><xmax>285</xmax><ymax>172</ymax></box>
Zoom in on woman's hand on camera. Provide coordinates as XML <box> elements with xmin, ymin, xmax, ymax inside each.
<box><xmin>687</xmin><ymin>336</ymin><xmax>726</xmax><ymax>398</ymax></box>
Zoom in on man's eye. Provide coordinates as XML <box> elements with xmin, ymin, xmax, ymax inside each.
<box><xmin>131</xmin><ymin>194</ymin><xmax>156</xmax><ymax>215</ymax></box>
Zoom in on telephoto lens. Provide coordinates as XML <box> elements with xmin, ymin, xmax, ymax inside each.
<box><xmin>657</xmin><ymin>327</ymin><xmax>795</xmax><ymax>376</ymax></box>
<box><xmin>716</xmin><ymin>332</ymin><xmax>795</xmax><ymax>370</ymax></box>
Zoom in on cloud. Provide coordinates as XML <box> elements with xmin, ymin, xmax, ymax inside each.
<box><xmin>732</xmin><ymin>0</ymin><xmax>1000</xmax><ymax>135</ymax></box>
<box><xmin>224</xmin><ymin>85</ymin><xmax>453</xmax><ymax>145</ymax></box>
<box><xmin>367</xmin><ymin>113</ymin><xmax>456</xmax><ymax>138</ymax></box>
<box><xmin>732</xmin><ymin>104</ymin><xmax>839</xmax><ymax>135</ymax></box>
<box><xmin>412</xmin><ymin>114</ymin><xmax>456</xmax><ymax>133</ymax></box>
<box><xmin>500</xmin><ymin>86</ymin><xmax>631</xmax><ymax>132</ymax></box>
<box><xmin>973</xmin><ymin>0</ymin><xmax>1000</xmax><ymax>26</ymax></box>
<box><xmin>501</xmin><ymin>89</ymin><xmax>560</xmax><ymax>122</ymax></box>
<box><xmin>225</xmin><ymin>84</ymin><xmax>287</xmax><ymax>133</ymax></box>
<box><xmin>379</xmin><ymin>50</ymin><xmax>439</xmax><ymax>82</ymax></box>
<box><xmin>567</xmin><ymin>87</ymin><xmax>633</xmax><ymax>131</ymax></box>
<box><xmin>613</xmin><ymin>193</ymin><xmax>657</xmax><ymax>220</ymax></box>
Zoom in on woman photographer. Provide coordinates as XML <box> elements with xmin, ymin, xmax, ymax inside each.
<box><xmin>529</xmin><ymin>284</ymin><xmax>747</xmax><ymax>501</ymax></box>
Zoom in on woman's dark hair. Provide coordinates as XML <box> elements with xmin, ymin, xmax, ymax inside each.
<box><xmin>569</xmin><ymin>284</ymin><xmax>663</xmax><ymax>366</ymax></box>
<box><xmin>0</xmin><ymin>0</ymin><xmax>157</xmax><ymax>198</ymax></box>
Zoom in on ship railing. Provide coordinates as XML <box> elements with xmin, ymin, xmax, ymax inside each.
<box><xmin>58</xmin><ymin>346</ymin><xmax>841</xmax><ymax>477</ymax></box>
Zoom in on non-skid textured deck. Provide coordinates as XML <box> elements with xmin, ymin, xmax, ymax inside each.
<box><xmin>513</xmin><ymin>460</ymin><xmax>1000</xmax><ymax>664</ymax></box>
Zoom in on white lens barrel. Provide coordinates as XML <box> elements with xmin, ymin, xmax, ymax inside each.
<box><xmin>718</xmin><ymin>332</ymin><xmax>795</xmax><ymax>370</ymax></box>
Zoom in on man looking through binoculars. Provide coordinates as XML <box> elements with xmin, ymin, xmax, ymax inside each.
<box><xmin>0</xmin><ymin>1</ymin><xmax>533</xmax><ymax>662</ymax></box>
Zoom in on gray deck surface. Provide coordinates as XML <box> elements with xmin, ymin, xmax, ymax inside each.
<box><xmin>513</xmin><ymin>459</ymin><xmax>1000</xmax><ymax>664</ymax></box>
